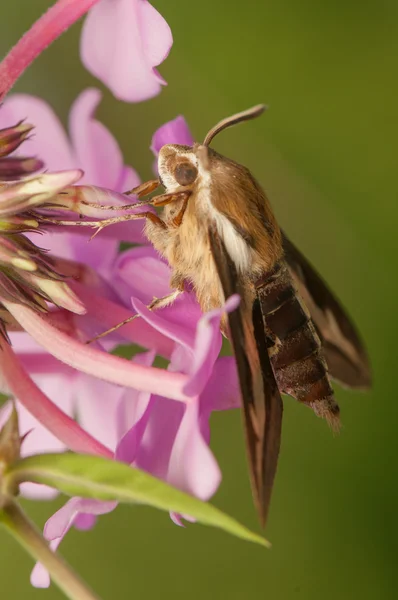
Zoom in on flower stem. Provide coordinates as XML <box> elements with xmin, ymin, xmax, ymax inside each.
<box><xmin>0</xmin><ymin>499</ymin><xmax>101</xmax><ymax>600</ymax></box>
<box><xmin>0</xmin><ymin>0</ymin><xmax>99</xmax><ymax>99</ymax></box>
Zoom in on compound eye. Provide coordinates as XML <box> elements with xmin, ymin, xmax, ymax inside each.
<box><xmin>174</xmin><ymin>162</ymin><xmax>198</xmax><ymax>186</ymax></box>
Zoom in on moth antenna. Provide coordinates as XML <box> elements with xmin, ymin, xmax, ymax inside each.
<box><xmin>203</xmin><ymin>104</ymin><xmax>267</xmax><ymax>147</ymax></box>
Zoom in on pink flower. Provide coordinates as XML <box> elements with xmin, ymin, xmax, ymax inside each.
<box><xmin>0</xmin><ymin>102</ymin><xmax>242</xmax><ymax>587</ymax></box>
<box><xmin>0</xmin><ymin>0</ymin><xmax>172</xmax><ymax>103</ymax></box>
<box><xmin>31</xmin><ymin>293</ymin><xmax>240</xmax><ymax>588</ymax></box>
<box><xmin>0</xmin><ymin>100</ymin><xmax>239</xmax><ymax>490</ymax></box>
<box><xmin>0</xmin><ymin>41</ymin><xmax>242</xmax><ymax>583</ymax></box>
<box><xmin>81</xmin><ymin>0</ymin><xmax>173</xmax><ymax>102</ymax></box>
<box><xmin>0</xmin><ymin>100</ymin><xmax>192</xmax><ymax>462</ymax></box>
<box><xmin>151</xmin><ymin>116</ymin><xmax>194</xmax><ymax>154</ymax></box>
<box><xmin>0</xmin><ymin>88</ymin><xmax>144</xmax><ymax>272</ymax></box>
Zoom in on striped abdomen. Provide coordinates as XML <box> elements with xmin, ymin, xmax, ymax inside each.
<box><xmin>255</xmin><ymin>262</ymin><xmax>340</xmax><ymax>429</ymax></box>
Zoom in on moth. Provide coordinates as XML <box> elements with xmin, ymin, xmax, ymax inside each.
<box><xmin>94</xmin><ymin>106</ymin><xmax>371</xmax><ymax>527</ymax></box>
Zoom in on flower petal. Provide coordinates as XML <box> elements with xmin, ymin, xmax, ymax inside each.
<box><xmin>183</xmin><ymin>295</ymin><xmax>240</xmax><ymax>397</ymax></box>
<box><xmin>167</xmin><ymin>399</ymin><xmax>221</xmax><ymax>500</ymax></box>
<box><xmin>0</xmin><ymin>94</ymin><xmax>75</xmax><ymax>171</ymax></box>
<box><xmin>80</xmin><ymin>0</ymin><xmax>173</xmax><ymax>102</ymax></box>
<box><xmin>16</xmin><ymin>371</ymin><xmax>75</xmax><ymax>500</ymax></box>
<box><xmin>71</xmin><ymin>281</ymin><xmax>174</xmax><ymax>359</ymax></box>
<box><xmin>61</xmin><ymin>88</ymin><xmax>140</xmax><ymax>273</ymax></box>
<box><xmin>74</xmin><ymin>374</ymin><xmax>126</xmax><ymax>452</ymax></box>
<box><xmin>113</xmin><ymin>245</ymin><xmax>171</xmax><ymax>306</ymax></box>
<box><xmin>132</xmin><ymin>297</ymin><xmax>196</xmax><ymax>351</ymax></box>
<box><xmin>31</xmin><ymin>496</ymin><xmax>116</xmax><ymax>588</ymax></box>
<box><xmin>69</xmin><ymin>88</ymin><xmax>139</xmax><ymax>190</ymax></box>
<box><xmin>30</xmin><ymin>497</ymin><xmax>81</xmax><ymax>588</ymax></box>
<box><xmin>115</xmin><ymin>350</ymin><xmax>156</xmax><ymax>463</ymax></box>
<box><xmin>151</xmin><ymin>116</ymin><xmax>194</xmax><ymax>155</ymax></box>
<box><xmin>133</xmin><ymin>394</ymin><xmax>185</xmax><ymax>480</ymax></box>
<box><xmin>203</xmin><ymin>356</ymin><xmax>241</xmax><ymax>412</ymax></box>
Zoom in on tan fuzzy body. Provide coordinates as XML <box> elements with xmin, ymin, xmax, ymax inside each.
<box><xmin>145</xmin><ymin>145</ymin><xmax>283</xmax><ymax>313</ymax></box>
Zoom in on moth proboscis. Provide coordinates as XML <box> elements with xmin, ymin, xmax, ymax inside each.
<box><xmin>92</xmin><ymin>105</ymin><xmax>371</xmax><ymax>527</ymax></box>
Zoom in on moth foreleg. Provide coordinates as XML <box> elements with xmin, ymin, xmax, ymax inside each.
<box><xmin>150</xmin><ymin>190</ymin><xmax>191</xmax><ymax>208</ymax></box>
<box><xmin>86</xmin><ymin>288</ymin><xmax>184</xmax><ymax>344</ymax></box>
<box><xmin>124</xmin><ymin>179</ymin><xmax>160</xmax><ymax>198</ymax></box>
<box><xmin>147</xmin><ymin>289</ymin><xmax>183</xmax><ymax>311</ymax></box>
<box><xmin>171</xmin><ymin>194</ymin><xmax>190</xmax><ymax>227</ymax></box>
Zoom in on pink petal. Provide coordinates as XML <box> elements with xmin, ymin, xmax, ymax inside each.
<box><xmin>80</xmin><ymin>0</ymin><xmax>173</xmax><ymax>102</ymax></box>
<box><xmin>167</xmin><ymin>399</ymin><xmax>221</xmax><ymax>500</ymax></box>
<box><xmin>183</xmin><ymin>295</ymin><xmax>240</xmax><ymax>397</ymax></box>
<box><xmin>116</xmin><ymin>351</ymin><xmax>156</xmax><ymax>432</ymax></box>
<box><xmin>122</xmin><ymin>251</ymin><xmax>202</xmax><ymax>350</ymax></box>
<box><xmin>133</xmin><ymin>394</ymin><xmax>185</xmax><ymax>480</ymax></box>
<box><xmin>151</xmin><ymin>116</ymin><xmax>194</xmax><ymax>155</ymax></box>
<box><xmin>74</xmin><ymin>374</ymin><xmax>127</xmax><ymax>452</ymax></box>
<box><xmin>69</xmin><ymin>88</ymin><xmax>139</xmax><ymax>190</ymax></box>
<box><xmin>31</xmin><ymin>497</ymin><xmax>81</xmax><ymax>589</ymax></box>
<box><xmin>0</xmin><ymin>94</ymin><xmax>75</xmax><ymax>171</ymax></box>
<box><xmin>73</xmin><ymin>513</ymin><xmax>97</xmax><ymax>531</ymax></box>
<box><xmin>112</xmin><ymin>245</ymin><xmax>171</xmax><ymax>306</ymax></box>
<box><xmin>203</xmin><ymin>357</ymin><xmax>241</xmax><ymax>412</ymax></box>
<box><xmin>16</xmin><ymin>372</ymin><xmax>75</xmax><ymax>500</ymax></box>
<box><xmin>31</xmin><ymin>496</ymin><xmax>116</xmax><ymax>588</ymax></box>
<box><xmin>117</xmin><ymin>165</ymin><xmax>141</xmax><ymax>192</ymax></box>
<box><xmin>71</xmin><ymin>282</ymin><xmax>174</xmax><ymax>359</ymax></box>
<box><xmin>54</xmin><ymin>88</ymin><xmax>139</xmax><ymax>273</ymax></box>
<box><xmin>138</xmin><ymin>0</ymin><xmax>173</xmax><ymax>66</ymax></box>
<box><xmin>115</xmin><ymin>351</ymin><xmax>156</xmax><ymax>463</ymax></box>
<box><xmin>169</xmin><ymin>512</ymin><xmax>196</xmax><ymax>526</ymax></box>
<box><xmin>132</xmin><ymin>297</ymin><xmax>195</xmax><ymax>352</ymax></box>
<box><xmin>44</xmin><ymin>498</ymin><xmax>116</xmax><ymax>541</ymax></box>
<box><xmin>115</xmin><ymin>396</ymin><xmax>153</xmax><ymax>464</ymax></box>
<box><xmin>0</xmin><ymin>93</ymin><xmax>121</xmax><ymax>273</ymax></box>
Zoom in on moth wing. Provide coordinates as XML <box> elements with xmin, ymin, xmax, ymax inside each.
<box><xmin>208</xmin><ymin>225</ymin><xmax>283</xmax><ymax>527</ymax></box>
<box><xmin>282</xmin><ymin>232</ymin><xmax>371</xmax><ymax>389</ymax></box>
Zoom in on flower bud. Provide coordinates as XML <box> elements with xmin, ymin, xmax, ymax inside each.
<box><xmin>0</xmin><ymin>404</ymin><xmax>21</xmax><ymax>501</ymax></box>
<box><xmin>0</xmin><ymin>122</ymin><xmax>34</xmax><ymax>158</ymax></box>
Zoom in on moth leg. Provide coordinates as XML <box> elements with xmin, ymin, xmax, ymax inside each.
<box><xmin>171</xmin><ymin>194</ymin><xmax>190</xmax><ymax>227</ymax></box>
<box><xmin>86</xmin><ymin>288</ymin><xmax>183</xmax><ymax>344</ymax></box>
<box><xmin>124</xmin><ymin>179</ymin><xmax>160</xmax><ymax>198</ymax></box>
<box><xmin>147</xmin><ymin>288</ymin><xmax>183</xmax><ymax>311</ymax></box>
<box><xmin>84</xmin><ymin>189</ymin><xmax>190</xmax><ymax>222</ymax></box>
<box><xmin>39</xmin><ymin>211</ymin><xmax>167</xmax><ymax>236</ymax></box>
<box><xmin>150</xmin><ymin>190</ymin><xmax>191</xmax><ymax>208</ymax></box>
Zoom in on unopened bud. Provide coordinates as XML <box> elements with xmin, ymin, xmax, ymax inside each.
<box><xmin>0</xmin><ymin>156</ymin><xmax>44</xmax><ymax>181</ymax></box>
<box><xmin>0</xmin><ymin>122</ymin><xmax>34</xmax><ymax>158</ymax></box>
<box><xmin>0</xmin><ymin>403</ymin><xmax>21</xmax><ymax>500</ymax></box>
<box><xmin>31</xmin><ymin>277</ymin><xmax>86</xmax><ymax>315</ymax></box>
<box><xmin>0</xmin><ymin>170</ymin><xmax>83</xmax><ymax>218</ymax></box>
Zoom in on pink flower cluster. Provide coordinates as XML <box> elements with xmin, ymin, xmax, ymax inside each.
<box><xmin>0</xmin><ymin>0</ymin><xmax>240</xmax><ymax>588</ymax></box>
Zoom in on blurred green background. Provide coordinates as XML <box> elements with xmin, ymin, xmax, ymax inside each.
<box><xmin>0</xmin><ymin>1</ymin><xmax>397</xmax><ymax>598</ymax></box>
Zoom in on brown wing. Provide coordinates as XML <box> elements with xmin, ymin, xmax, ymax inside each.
<box><xmin>208</xmin><ymin>225</ymin><xmax>283</xmax><ymax>527</ymax></box>
<box><xmin>282</xmin><ymin>232</ymin><xmax>371</xmax><ymax>389</ymax></box>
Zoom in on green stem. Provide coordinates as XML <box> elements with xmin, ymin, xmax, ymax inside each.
<box><xmin>0</xmin><ymin>499</ymin><xmax>101</xmax><ymax>600</ymax></box>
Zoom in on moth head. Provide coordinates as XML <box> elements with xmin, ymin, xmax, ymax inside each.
<box><xmin>158</xmin><ymin>145</ymin><xmax>200</xmax><ymax>193</ymax></box>
<box><xmin>158</xmin><ymin>104</ymin><xmax>267</xmax><ymax>193</ymax></box>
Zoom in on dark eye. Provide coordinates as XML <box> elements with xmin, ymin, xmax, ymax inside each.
<box><xmin>174</xmin><ymin>162</ymin><xmax>198</xmax><ymax>186</ymax></box>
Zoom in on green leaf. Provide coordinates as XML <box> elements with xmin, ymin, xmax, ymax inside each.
<box><xmin>6</xmin><ymin>453</ymin><xmax>269</xmax><ymax>548</ymax></box>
